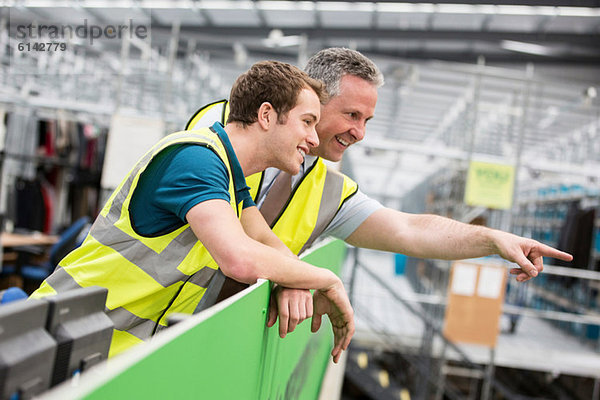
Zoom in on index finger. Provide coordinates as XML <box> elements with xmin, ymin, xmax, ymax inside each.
<box><xmin>538</xmin><ymin>244</ymin><xmax>572</xmax><ymax>262</ymax></box>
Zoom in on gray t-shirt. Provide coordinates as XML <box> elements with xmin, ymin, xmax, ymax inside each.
<box><xmin>255</xmin><ymin>155</ymin><xmax>383</xmax><ymax>241</ymax></box>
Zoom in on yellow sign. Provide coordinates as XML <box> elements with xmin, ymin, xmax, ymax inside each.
<box><xmin>464</xmin><ymin>160</ymin><xmax>515</xmax><ymax>210</ymax></box>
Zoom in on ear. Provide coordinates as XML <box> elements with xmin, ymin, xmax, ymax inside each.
<box><xmin>257</xmin><ymin>102</ymin><xmax>275</xmax><ymax>130</ymax></box>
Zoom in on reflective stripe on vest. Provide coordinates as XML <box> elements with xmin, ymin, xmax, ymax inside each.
<box><xmin>187</xmin><ymin>100</ymin><xmax>359</xmax><ymax>255</ymax></box>
<box><xmin>31</xmin><ymin>128</ymin><xmax>239</xmax><ymax>356</ymax></box>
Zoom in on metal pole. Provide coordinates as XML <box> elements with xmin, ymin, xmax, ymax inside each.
<box><xmin>468</xmin><ymin>375</ymin><xmax>478</xmax><ymax>400</ymax></box>
<box><xmin>162</xmin><ymin>21</ymin><xmax>180</xmax><ymax>120</ymax></box>
<box><xmin>500</xmin><ymin>90</ymin><xmax>519</xmax><ymax>232</ymax></box>
<box><xmin>417</xmin><ymin>323</ymin><xmax>434</xmax><ymax>400</ymax></box>
<box><xmin>434</xmin><ymin>341</ymin><xmax>448</xmax><ymax>400</ymax></box>
<box><xmin>297</xmin><ymin>34</ymin><xmax>308</xmax><ymax>67</ymax></box>
<box><xmin>481</xmin><ymin>347</ymin><xmax>496</xmax><ymax>400</ymax></box>
<box><xmin>507</xmin><ymin>63</ymin><xmax>534</xmax><ymax>233</ymax></box>
<box><xmin>465</xmin><ymin>56</ymin><xmax>485</xmax><ymax>164</ymax></box>
<box><xmin>115</xmin><ymin>20</ymin><xmax>131</xmax><ymax>111</ymax></box>
<box><xmin>348</xmin><ymin>246</ymin><xmax>359</xmax><ymax>305</ymax></box>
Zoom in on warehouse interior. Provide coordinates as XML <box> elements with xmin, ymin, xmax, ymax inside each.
<box><xmin>0</xmin><ymin>1</ymin><xmax>599</xmax><ymax>399</ymax></box>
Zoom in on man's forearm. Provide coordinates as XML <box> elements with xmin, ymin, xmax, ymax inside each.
<box><xmin>347</xmin><ymin>207</ymin><xmax>573</xmax><ymax>282</ymax></box>
<box><xmin>346</xmin><ymin>208</ymin><xmax>498</xmax><ymax>260</ymax></box>
<box><xmin>241</xmin><ymin>206</ymin><xmax>296</xmax><ymax>257</ymax></box>
<box><xmin>231</xmin><ymin>237</ymin><xmax>339</xmax><ymax>287</ymax></box>
<box><xmin>402</xmin><ymin>213</ymin><xmax>499</xmax><ymax>259</ymax></box>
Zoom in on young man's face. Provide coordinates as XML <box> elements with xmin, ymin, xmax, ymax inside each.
<box><xmin>268</xmin><ymin>88</ymin><xmax>321</xmax><ymax>175</ymax></box>
<box><xmin>309</xmin><ymin>74</ymin><xmax>378</xmax><ymax>162</ymax></box>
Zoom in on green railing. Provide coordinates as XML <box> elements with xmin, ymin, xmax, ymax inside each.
<box><xmin>41</xmin><ymin>239</ymin><xmax>347</xmax><ymax>400</ymax></box>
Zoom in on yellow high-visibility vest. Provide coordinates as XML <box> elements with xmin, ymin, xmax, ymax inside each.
<box><xmin>187</xmin><ymin>101</ymin><xmax>359</xmax><ymax>255</ymax></box>
<box><xmin>31</xmin><ymin>127</ymin><xmax>241</xmax><ymax>357</ymax></box>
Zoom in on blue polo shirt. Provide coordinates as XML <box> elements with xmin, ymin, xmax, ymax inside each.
<box><xmin>130</xmin><ymin>122</ymin><xmax>254</xmax><ymax>236</ymax></box>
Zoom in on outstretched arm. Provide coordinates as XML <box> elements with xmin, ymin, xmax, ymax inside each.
<box><xmin>187</xmin><ymin>199</ymin><xmax>353</xmax><ymax>362</ymax></box>
<box><xmin>346</xmin><ymin>208</ymin><xmax>572</xmax><ymax>282</ymax></box>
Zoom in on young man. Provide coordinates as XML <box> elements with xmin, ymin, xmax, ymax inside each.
<box><xmin>187</xmin><ymin>48</ymin><xmax>572</xmax><ymax>336</ymax></box>
<box><xmin>30</xmin><ymin>61</ymin><xmax>354</xmax><ymax>362</ymax></box>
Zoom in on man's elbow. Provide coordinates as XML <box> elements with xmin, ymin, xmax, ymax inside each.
<box><xmin>219</xmin><ymin>256</ymin><xmax>261</xmax><ymax>284</ymax></box>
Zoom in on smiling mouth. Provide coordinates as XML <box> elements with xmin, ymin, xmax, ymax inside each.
<box><xmin>336</xmin><ymin>136</ymin><xmax>349</xmax><ymax>147</ymax></box>
<box><xmin>297</xmin><ymin>148</ymin><xmax>306</xmax><ymax>158</ymax></box>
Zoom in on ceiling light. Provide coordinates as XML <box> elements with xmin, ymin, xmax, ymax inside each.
<box><xmin>19</xmin><ymin>0</ymin><xmax>70</xmax><ymax>6</ymax></box>
<box><xmin>257</xmin><ymin>1</ymin><xmax>314</xmax><ymax>12</ymax></box>
<box><xmin>261</xmin><ymin>29</ymin><xmax>304</xmax><ymax>48</ymax></box>
<box><xmin>584</xmin><ymin>87</ymin><xmax>597</xmax><ymax>99</ymax></box>
<box><xmin>437</xmin><ymin>4</ymin><xmax>476</xmax><ymax>14</ymax></box>
<box><xmin>316</xmin><ymin>2</ymin><xmax>375</xmax><ymax>12</ymax></box>
<box><xmin>138</xmin><ymin>0</ymin><xmax>193</xmax><ymax>9</ymax></box>
<box><xmin>377</xmin><ymin>3</ymin><xmax>419</xmax><ymax>13</ymax></box>
<box><xmin>500</xmin><ymin>40</ymin><xmax>555</xmax><ymax>57</ymax></box>
<box><xmin>83</xmin><ymin>0</ymin><xmax>133</xmax><ymax>8</ymax></box>
<box><xmin>556</xmin><ymin>6</ymin><xmax>600</xmax><ymax>17</ymax></box>
<box><xmin>199</xmin><ymin>1</ymin><xmax>253</xmax><ymax>10</ymax></box>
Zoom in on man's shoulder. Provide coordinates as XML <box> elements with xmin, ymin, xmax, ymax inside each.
<box><xmin>171</xmin><ymin>144</ymin><xmax>227</xmax><ymax>173</ymax></box>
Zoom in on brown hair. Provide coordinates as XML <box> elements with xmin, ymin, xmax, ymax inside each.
<box><xmin>227</xmin><ymin>60</ymin><xmax>327</xmax><ymax>127</ymax></box>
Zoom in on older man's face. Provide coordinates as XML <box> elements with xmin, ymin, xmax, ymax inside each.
<box><xmin>309</xmin><ymin>74</ymin><xmax>378</xmax><ymax>162</ymax></box>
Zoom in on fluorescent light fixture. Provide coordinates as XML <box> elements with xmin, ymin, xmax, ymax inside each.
<box><xmin>261</xmin><ymin>29</ymin><xmax>304</xmax><ymax>47</ymax></box>
<box><xmin>138</xmin><ymin>0</ymin><xmax>194</xmax><ymax>9</ymax></box>
<box><xmin>82</xmin><ymin>0</ymin><xmax>134</xmax><ymax>8</ymax></box>
<box><xmin>376</xmin><ymin>3</ymin><xmax>417</xmax><ymax>13</ymax></box>
<box><xmin>437</xmin><ymin>4</ymin><xmax>477</xmax><ymax>14</ymax></box>
<box><xmin>20</xmin><ymin>0</ymin><xmax>72</xmax><ymax>6</ymax></box>
<box><xmin>199</xmin><ymin>1</ymin><xmax>254</xmax><ymax>10</ymax></box>
<box><xmin>414</xmin><ymin>3</ymin><xmax>437</xmax><ymax>13</ymax></box>
<box><xmin>257</xmin><ymin>1</ymin><xmax>314</xmax><ymax>12</ymax></box>
<box><xmin>556</xmin><ymin>6</ymin><xmax>600</xmax><ymax>17</ymax></box>
<box><xmin>316</xmin><ymin>2</ymin><xmax>375</xmax><ymax>13</ymax></box>
<box><xmin>261</xmin><ymin>35</ymin><xmax>303</xmax><ymax>47</ymax></box>
<box><xmin>501</xmin><ymin>40</ymin><xmax>555</xmax><ymax>56</ymax></box>
<box><xmin>492</xmin><ymin>5</ymin><xmax>541</xmax><ymax>15</ymax></box>
<box><xmin>476</xmin><ymin>5</ymin><xmax>499</xmax><ymax>15</ymax></box>
<box><xmin>376</xmin><ymin>2</ymin><xmax>435</xmax><ymax>13</ymax></box>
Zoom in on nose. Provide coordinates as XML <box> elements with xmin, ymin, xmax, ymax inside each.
<box><xmin>350</xmin><ymin>122</ymin><xmax>366</xmax><ymax>142</ymax></box>
<box><xmin>307</xmin><ymin>127</ymin><xmax>319</xmax><ymax>148</ymax></box>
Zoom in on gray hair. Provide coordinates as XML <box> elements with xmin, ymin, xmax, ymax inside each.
<box><xmin>304</xmin><ymin>47</ymin><xmax>384</xmax><ymax>98</ymax></box>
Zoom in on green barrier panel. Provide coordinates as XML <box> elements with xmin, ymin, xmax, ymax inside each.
<box><xmin>53</xmin><ymin>239</ymin><xmax>347</xmax><ymax>400</ymax></box>
<box><xmin>87</xmin><ymin>281</ymin><xmax>271</xmax><ymax>399</ymax></box>
<box><xmin>260</xmin><ymin>239</ymin><xmax>348</xmax><ymax>399</ymax></box>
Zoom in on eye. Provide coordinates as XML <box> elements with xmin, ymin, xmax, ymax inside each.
<box><xmin>348</xmin><ymin>112</ymin><xmax>357</xmax><ymax>119</ymax></box>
